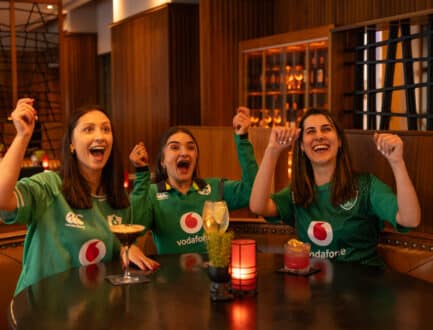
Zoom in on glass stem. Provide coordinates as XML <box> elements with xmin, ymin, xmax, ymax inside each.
<box><xmin>124</xmin><ymin>244</ymin><xmax>131</xmax><ymax>278</ymax></box>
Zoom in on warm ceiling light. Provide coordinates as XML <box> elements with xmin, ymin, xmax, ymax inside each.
<box><xmin>47</xmin><ymin>5</ymin><xmax>53</xmax><ymax>10</ymax></box>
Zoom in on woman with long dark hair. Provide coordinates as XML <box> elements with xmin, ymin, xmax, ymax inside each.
<box><xmin>0</xmin><ymin>98</ymin><xmax>138</xmax><ymax>295</ymax></box>
<box><xmin>250</xmin><ymin>108</ymin><xmax>420</xmax><ymax>265</ymax></box>
<box><xmin>128</xmin><ymin>107</ymin><xmax>258</xmax><ymax>269</ymax></box>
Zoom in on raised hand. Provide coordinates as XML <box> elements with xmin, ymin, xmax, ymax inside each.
<box><xmin>373</xmin><ymin>132</ymin><xmax>403</xmax><ymax>165</ymax></box>
<box><xmin>10</xmin><ymin>98</ymin><xmax>37</xmax><ymax>138</ymax></box>
<box><xmin>129</xmin><ymin>142</ymin><xmax>149</xmax><ymax>167</ymax></box>
<box><xmin>267</xmin><ymin>126</ymin><xmax>301</xmax><ymax>153</ymax></box>
<box><xmin>233</xmin><ymin>106</ymin><xmax>251</xmax><ymax>135</ymax></box>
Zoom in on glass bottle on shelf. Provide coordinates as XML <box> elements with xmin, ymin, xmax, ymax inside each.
<box><xmin>310</xmin><ymin>50</ymin><xmax>317</xmax><ymax>89</ymax></box>
<box><xmin>240</xmin><ymin>32</ymin><xmax>329</xmax><ymax>128</ymax></box>
<box><xmin>316</xmin><ymin>50</ymin><xmax>325</xmax><ymax>88</ymax></box>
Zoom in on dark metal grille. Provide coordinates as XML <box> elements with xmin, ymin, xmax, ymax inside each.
<box><xmin>345</xmin><ymin>17</ymin><xmax>433</xmax><ymax>131</ymax></box>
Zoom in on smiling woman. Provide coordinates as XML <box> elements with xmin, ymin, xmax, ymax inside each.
<box><xmin>250</xmin><ymin>108</ymin><xmax>421</xmax><ymax>266</ymax></box>
<box><xmin>0</xmin><ymin>99</ymin><xmax>135</xmax><ymax>297</ymax></box>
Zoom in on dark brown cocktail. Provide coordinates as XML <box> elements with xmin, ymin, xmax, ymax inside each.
<box><xmin>110</xmin><ymin>224</ymin><xmax>144</xmax><ymax>246</ymax></box>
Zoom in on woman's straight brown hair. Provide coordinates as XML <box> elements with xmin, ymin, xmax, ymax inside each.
<box><xmin>291</xmin><ymin>108</ymin><xmax>357</xmax><ymax>208</ymax></box>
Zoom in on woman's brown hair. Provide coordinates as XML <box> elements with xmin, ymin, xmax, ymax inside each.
<box><xmin>291</xmin><ymin>108</ymin><xmax>357</xmax><ymax>208</ymax></box>
<box><xmin>59</xmin><ymin>105</ymin><xmax>129</xmax><ymax>209</ymax></box>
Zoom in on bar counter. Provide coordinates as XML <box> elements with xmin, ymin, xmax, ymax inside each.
<box><xmin>9</xmin><ymin>253</ymin><xmax>433</xmax><ymax>329</ymax></box>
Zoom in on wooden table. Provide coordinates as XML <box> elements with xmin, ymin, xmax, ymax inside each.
<box><xmin>9</xmin><ymin>253</ymin><xmax>433</xmax><ymax>329</ymax></box>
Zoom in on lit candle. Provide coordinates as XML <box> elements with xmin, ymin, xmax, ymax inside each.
<box><xmin>231</xmin><ymin>239</ymin><xmax>257</xmax><ymax>293</ymax></box>
<box><xmin>123</xmin><ymin>171</ymin><xmax>130</xmax><ymax>189</ymax></box>
<box><xmin>42</xmin><ymin>154</ymin><xmax>49</xmax><ymax>170</ymax></box>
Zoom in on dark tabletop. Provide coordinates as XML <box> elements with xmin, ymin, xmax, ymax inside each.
<box><xmin>9</xmin><ymin>253</ymin><xmax>433</xmax><ymax>330</ymax></box>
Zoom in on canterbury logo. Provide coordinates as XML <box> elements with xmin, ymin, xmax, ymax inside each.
<box><xmin>65</xmin><ymin>212</ymin><xmax>85</xmax><ymax>229</ymax></box>
<box><xmin>198</xmin><ymin>184</ymin><xmax>211</xmax><ymax>196</ymax></box>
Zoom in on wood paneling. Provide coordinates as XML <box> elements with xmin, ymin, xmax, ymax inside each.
<box><xmin>199</xmin><ymin>0</ymin><xmax>274</xmax><ymax>126</ymax></box>
<box><xmin>273</xmin><ymin>0</ymin><xmax>433</xmax><ymax>33</ymax></box>
<box><xmin>273</xmin><ymin>0</ymin><xmax>335</xmax><ymax>33</ymax></box>
<box><xmin>111</xmin><ymin>4</ymin><xmax>199</xmax><ymax>171</ymax></box>
<box><xmin>168</xmin><ymin>4</ymin><xmax>200</xmax><ymax>126</ymax></box>
<box><xmin>62</xmin><ymin>33</ymin><xmax>98</xmax><ymax>119</ymax></box>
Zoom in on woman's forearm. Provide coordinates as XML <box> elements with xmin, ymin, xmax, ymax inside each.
<box><xmin>249</xmin><ymin>146</ymin><xmax>280</xmax><ymax>216</ymax></box>
<box><xmin>391</xmin><ymin>160</ymin><xmax>421</xmax><ymax>227</ymax></box>
<box><xmin>0</xmin><ymin>135</ymin><xmax>30</xmax><ymax>210</ymax></box>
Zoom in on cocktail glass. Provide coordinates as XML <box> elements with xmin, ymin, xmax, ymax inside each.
<box><xmin>107</xmin><ymin>223</ymin><xmax>150</xmax><ymax>285</ymax></box>
<box><xmin>202</xmin><ymin>200</ymin><xmax>229</xmax><ymax>234</ymax></box>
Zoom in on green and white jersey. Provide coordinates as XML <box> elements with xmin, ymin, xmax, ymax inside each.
<box><xmin>131</xmin><ymin>134</ymin><xmax>258</xmax><ymax>254</ymax></box>
<box><xmin>269</xmin><ymin>173</ymin><xmax>409</xmax><ymax>266</ymax></box>
<box><xmin>0</xmin><ymin>171</ymin><xmax>129</xmax><ymax>296</ymax></box>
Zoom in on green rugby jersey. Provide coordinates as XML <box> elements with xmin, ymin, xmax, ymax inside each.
<box><xmin>269</xmin><ymin>173</ymin><xmax>410</xmax><ymax>266</ymax></box>
<box><xmin>0</xmin><ymin>171</ymin><xmax>130</xmax><ymax>296</ymax></box>
<box><xmin>131</xmin><ymin>134</ymin><xmax>258</xmax><ymax>254</ymax></box>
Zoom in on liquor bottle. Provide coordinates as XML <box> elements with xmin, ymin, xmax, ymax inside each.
<box><xmin>310</xmin><ymin>51</ymin><xmax>316</xmax><ymax>89</ymax></box>
<box><xmin>316</xmin><ymin>52</ymin><xmax>325</xmax><ymax>88</ymax></box>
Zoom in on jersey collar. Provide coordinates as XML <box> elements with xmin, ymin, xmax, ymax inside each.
<box><xmin>156</xmin><ymin>178</ymin><xmax>207</xmax><ymax>193</ymax></box>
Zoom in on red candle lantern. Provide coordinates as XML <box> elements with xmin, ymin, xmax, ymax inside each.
<box><xmin>231</xmin><ymin>239</ymin><xmax>257</xmax><ymax>294</ymax></box>
<box><xmin>41</xmin><ymin>154</ymin><xmax>49</xmax><ymax>170</ymax></box>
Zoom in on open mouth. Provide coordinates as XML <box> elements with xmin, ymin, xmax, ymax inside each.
<box><xmin>89</xmin><ymin>146</ymin><xmax>106</xmax><ymax>158</ymax></box>
<box><xmin>312</xmin><ymin>144</ymin><xmax>329</xmax><ymax>152</ymax></box>
<box><xmin>177</xmin><ymin>159</ymin><xmax>191</xmax><ymax>170</ymax></box>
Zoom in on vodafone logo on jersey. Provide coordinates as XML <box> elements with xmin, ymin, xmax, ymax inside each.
<box><xmin>179</xmin><ymin>212</ymin><xmax>203</xmax><ymax>234</ymax></box>
<box><xmin>307</xmin><ymin>221</ymin><xmax>333</xmax><ymax>246</ymax></box>
<box><xmin>78</xmin><ymin>239</ymin><xmax>106</xmax><ymax>266</ymax></box>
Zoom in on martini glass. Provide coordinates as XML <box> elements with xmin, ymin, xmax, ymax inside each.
<box><xmin>107</xmin><ymin>223</ymin><xmax>150</xmax><ymax>285</ymax></box>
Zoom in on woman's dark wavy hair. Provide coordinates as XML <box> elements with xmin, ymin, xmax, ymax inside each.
<box><xmin>59</xmin><ymin>105</ymin><xmax>129</xmax><ymax>209</ymax></box>
<box><xmin>291</xmin><ymin>108</ymin><xmax>357</xmax><ymax>208</ymax></box>
<box><xmin>154</xmin><ymin>126</ymin><xmax>200</xmax><ymax>183</ymax></box>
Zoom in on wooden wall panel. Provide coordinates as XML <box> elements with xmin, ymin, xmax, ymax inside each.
<box><xmin>63</xmin><ymin>33</ymin><xmax>98</xmax><ymax>119</ymax></box>
<box><xmin>111</xmin><ymin>7</ymin><xmax>170</xmax><ymax>171</ymax></box>
<box><xmin>111</xmin><ymin>4</ymin><xmax>199</xmax><ymax>171</ymax></box>
<box><xmin>168</xmin><ymin>4</ymin><xmax>200</xmax><ymax>126</ymax></box>
<box><xmin>199</xmin><ymin>0</ymin><xmax>274</xmax><ymax>126</ymax></box>
<box><xmin>273</xmin><ymin>0</ymin><xmax>335</xmax><ymax>33</ymax></box>
<box><xmin>273</xmin><ymin>0</ymin><xmax>433</xmax><ymax>33</ymax></box>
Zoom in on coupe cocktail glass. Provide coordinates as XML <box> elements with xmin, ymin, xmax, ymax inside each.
<box><xmin>107</xmin><ymin>223</ymin><xmax>149</xmax><ymax>285</ymax></box>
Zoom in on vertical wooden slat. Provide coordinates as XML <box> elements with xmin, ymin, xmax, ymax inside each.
<box><xmin>367</xmin><ymin>26</ymin><xmax>377</xmax><ymax>129</ymax></box>
<box><xmin>58</xmin><ymin>0</ymin><xmax>64</xmax><ymax>121</ymax></box>
<box><xmin>352</xmin><ymin>28</ymin><xmax>364</xmax><ymax>128</ymax></box>
<box><xmin>428</xmin><ymin>15</ymin><xmax>433</xmax><ymax>130</ymax></box>
<box><xmin>10</xmin><ymin>0</ymin><xmax>17</xmax><ymax>105</ymax></box>
<box><xmin>380</xmin><ymin>24</ymin><xmax>399</xmax><ymax>130</ymax></box>
<box><xmin>400</xmin><ymin>20</ymin><xmax>418</xmax><ymax>130</ymax></box>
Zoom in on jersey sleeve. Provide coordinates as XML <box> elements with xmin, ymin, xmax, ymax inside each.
<box><xmin>368</xmin><ymin>174</ymin><xmax>409</xmax><ymax>233</ymax></box>
<box><xmin>130</xmin><ymin>167</ymin><xmax>154</xmax><ymax>231</ymax></box>
<box><xmin>0</xmin><ymin>171</ymin><xmax>60</xmax><ymax>225</ymax></box>
<box><xmin>222</xmin><ymin>134</ymin><xmax>258</xmax><ymax>210</ymax></box>
<box><xmin>267</xmin><ymin>187</ymin><xmax>295</xmax><ymax>226</ymax></box>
